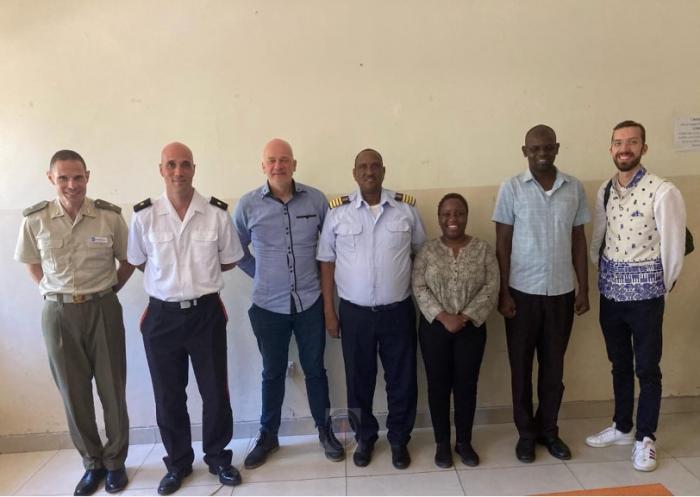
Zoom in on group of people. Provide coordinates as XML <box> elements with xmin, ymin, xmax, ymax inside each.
<box><xmin>14</xmin><ymin>119</ymin><xmax>686</xmax><ymax>496</ymax></box>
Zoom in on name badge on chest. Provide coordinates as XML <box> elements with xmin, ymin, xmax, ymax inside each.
<box><xmin>89</xmin><ymin>236</ymin><xmax>110</xmax><ymax>244</ymax></box>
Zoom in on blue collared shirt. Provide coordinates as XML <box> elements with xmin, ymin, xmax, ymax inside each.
<box><xmin>492</xmin><ymin>168</ymin><xmax>590</xmax><ymax>296</ymax></box>
<box><xmin>317</xmin><ymin>188</ymin><xmax>426</xmax><ymax>306</ymax></box>
<box><xmin>233</xmin><ymin>181</ymin><xmax>328</xmax><ymax>314</ymax></box>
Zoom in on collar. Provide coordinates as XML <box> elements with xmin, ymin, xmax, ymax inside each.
<box><xmin>156</xmin><ymin>189</ymin><xmax>206</xmax><ymax>215</ymax></box>
<box><xmin>351</xmin><ymin>188</ymin><xmax>394</xmax><ymax>209</ymax></box>
<box><xmin>521</xmin><ymin>167</ymin><xmax>568</xmax><ymax>189</ymax></box>
<box><xmin>617</xmin><ymin>165</ymin><xmax>647</xmax><ymax>190</ymax></box>
<box><xmin>50</xmin><ymin>197</ymin><xmax>96</xmax><ymax>219</ymax></box>
<box><xmin>261</xmin><ymin>180</ymin><xmax>305</xmax><ymax>198</ymax></box>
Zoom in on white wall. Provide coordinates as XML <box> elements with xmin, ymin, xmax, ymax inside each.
<box><xmin>1</xmin><ymin>0</ymin><xmax>699</xmax><ymax>437</ymax></box>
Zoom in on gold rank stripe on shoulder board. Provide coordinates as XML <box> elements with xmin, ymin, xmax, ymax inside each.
<box><xmin>22</xmin><ymin>200</ymin><xmax>49</xmax><ymax>217</ymax></box>
<box><xmin>133</xmin><ymin>198</ymin><xmax>152</xmax><ymax>213</ymax></box>
<box><xmin>329</xmin><ymin>195</ymin><xmax>350</xmax><ymax>209</ymax></box>
<box><xmin>394</xmin><ymin>192</ymin><xmax>416</xmax><ymax>206</ymax></box>
<box><xmin>210</xmin><ymin>196</ymin><xmax>229</xmax><ymax>211</ymax></box>
<box><xmin>94</xmin><ymin>199</ymin><xmax>121</xmax><ymax>214</ymax></box>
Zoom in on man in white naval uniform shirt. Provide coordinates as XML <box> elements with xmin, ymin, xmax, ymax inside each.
<box><xmin>128</xmin><ymin>142</ymin><xmax>244</xmax><ymax>495</ymax></box>
<box><xmin>586</xmin><ymin>121</ymin><xmax>686</xmax><ymax>472</ymax></box>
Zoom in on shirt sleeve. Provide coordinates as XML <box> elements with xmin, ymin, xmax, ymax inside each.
<box><xmin>492</xmin><ymin>181</ymin><xmax>515</xmax><ymax>225</ymax></box>
<box><xmin>588</xmin><ymin>181</ymin><xmax>608</xmax><ymax>264</ymax></box>
<box><xmin>218</xmin><ymin>211</ymin><xmax>244</xmax><ymax>265</ymax></box>
<box><xmin>655</xmin><ymin>182</ymin><xmax>686</xmax><ymax>293</ymax></box>
<box><xmin>462</xmin><ymin>241</ymin><xmax>500</xmax><ymax>327</ymax></box>
<box><xmin>573</xmin><ymin>179</ymin><xmax>592</xmax><ymax>226</ymax></box>
<box><xmin>232</xmin><ymin>198</ymin><xmax>255</xmax><ymax>277</ymax></box>
<box><xmin>316</xmin><ymin>209</ymin><xmax>337</xmax><ymax>262</ymax></box>
<box><xmin>14</xmin><ymin>217</ymin><xmax>41</xmax><ymax>264</ymax></box>
<box><xmin>410</xmin><ymin>206</ymin><xmax>427</xmax><ymax>254</ymax></box>
<box><xmin>127</xmin><ymin>215</ymin><xmax>148</xmax><ymax>266</ymax></box>
<box><xmin>411</xmin><ymin>244</ymin><xmax>444</xmax><ymax>322</ymax></box>
<box><xmin>113</xmin><ymin>214</ymin><xmax>129</xmax><ymax>261</ymax></box>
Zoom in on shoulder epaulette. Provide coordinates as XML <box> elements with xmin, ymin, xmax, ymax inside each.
<box><xmin>22</xmin><ymin>200</ymin><xmax>49</xmax><ymax>217</ymax></box>
<box><xmin>133</xmin><ymin>198</ymin><xmax>152</xmax><ymax>213</ymax></box>
<box><xmin>329</xmin><ymin>195</ymin><xmax>351</xmax><ymax>209</ymax></box>
<box><xmin>94</xmin><ymin>199</ymin><xmax>121</xmax><ymax>214</ymax></box>
<box><xmin>210</xmin><ymin>196</ymin><xmax>228</xmax><ymax>211</ymax></box>
<box><xmin>394</xmin><ymin>192</ymin><xmax>416</xmax><ymax>206</ymax></box>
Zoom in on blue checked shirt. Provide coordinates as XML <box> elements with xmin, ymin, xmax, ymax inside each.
<box><xmin>492</xmin><ymin>168</ymin><xmax>590</xmax><ymax>296</ymax></box>
<box><xmin>233</xmin><ymin>181</ymin><xmax>328</xmax><ymax>314</ymax></box>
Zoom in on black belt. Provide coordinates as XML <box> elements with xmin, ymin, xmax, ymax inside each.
<box><xmin>149</xmin><ymin>292</ymin><xmax>218</xmax><ymax>310</ymax></box>
<box><xmin>341</xmin><ymin>298</ymin><xmax>406</xmax><ymax>313</ymax></box>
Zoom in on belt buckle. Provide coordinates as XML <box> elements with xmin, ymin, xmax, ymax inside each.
<box><xmin>179</xmin><ymin>300</ymin><xmax>192</xmax><ymax>309</ymax></box>
<box><xmin>72</xmin><ymin>294</ymin><xmax>87</xmax><ymax>304</ymax></box>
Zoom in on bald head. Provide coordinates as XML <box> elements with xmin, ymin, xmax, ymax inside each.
<box><xmin>262</xmin><ymin>138</ymin><xmax>294</xmax><ymax>161</ymax></box>
<box><xmin>524</xmin><ymin>124</ymin><xmax>556</xmax><ymax>144</ymax></box>
<box><xmin>161</xmin><ymin>142</ymin><xmax>194</xmax><ymax>164</ymax></box>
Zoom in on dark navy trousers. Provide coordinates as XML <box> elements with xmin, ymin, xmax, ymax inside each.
<box><xmin>599</xmin><ymin>295</ymin><xmax>664</xmax><ymax>441</ymax></box>
<box><xmin>339</xmin><ymin>297</ymin><xmax>417</xmax><ymax>446</ymax></box>
<box><xmin>141</xmin><ymin>294</ymin><xmax>233</xmax><ymax>473</ymax></box>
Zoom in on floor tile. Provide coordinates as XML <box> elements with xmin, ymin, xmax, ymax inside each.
<box><xmin>656</xmin><ymin>412</ymin><xmax>700</xmax><ymax>457</ymax></box>
<box><xmin>677</xmin><ymin>456</ymin><xmax>700</xmax><ymax>479</ymax></box>
<box><xmin>0</xmin><ymin>450</ymin><xmax>57</xmax><ymax>495</ymax></box>
<box><xmin>566</xmin><ymin>458</ymin><xmax>700</xmax><ymax>496</ymax></box>
<box><xmin>239</xmin><ymin>434</ymin><xmax>346</xmax><ymax>483</ymax></box>
<box><xmin>458</xmin><ymin>464</ymin><xmax>582</xmax><ymax>495</ymax></box>
<box><xmin>15</xmin><ymin>449</ymin><xmax>86</xmax><ymax>495</ymax></box>
<box><xmin>120</xmin><ymin>483</ymin><xmax>222</xmax><ymax>495</ymax></box>
<box><xmin>348</xmin><ymin>471</ymin><xmax>463</xmax><ymax>496</ymax></box>
<box><xmin>226</xmin><ymin>477</ymin><xmax>346</xmax><ymax>495</ymax></box>
<box><xmin>346</xmin><ymin>428</ymin><xmax>452</xmax><ymax>477</ymax></box>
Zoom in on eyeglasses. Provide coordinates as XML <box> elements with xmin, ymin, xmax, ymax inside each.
<box><xmin>524</xmin><ymin>144</ymin><xmax>557</xmax><ymax>154</ymax></box>
<box><xmin>611</xmin><ymin>138</ymin><xmax>642</xmax><ymax>148</ymax></box>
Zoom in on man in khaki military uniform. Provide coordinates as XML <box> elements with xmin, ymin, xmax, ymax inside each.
<box><xmin>14</xmin><ymin>150</ymin><xmax>134</xmax><ymax>496</ymax></box>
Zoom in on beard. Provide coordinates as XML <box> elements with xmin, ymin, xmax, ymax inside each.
<box><xmin>613</xmin><ymin>153</ymin><xmax>642</xmax><ymax>172</ymax></box>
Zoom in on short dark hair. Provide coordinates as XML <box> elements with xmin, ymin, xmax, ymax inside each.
<box><xmin>612</xmin><ymin>120</ymin><xmax>646</xmax><ymax>144</ymax></box>
<box><xmin>50</xmin><ymin>150</ymin><xmax>87</xmax><ymax>170</ymax></box>
<box><xmin>354</xmin><ymin>148</ymin><xmax>383</xmax><ymax>166</ymax></box>
<box><xmin>438</xmin><ymin>193</ymin><xmax>468</xmax><ymax>214</ymax></box>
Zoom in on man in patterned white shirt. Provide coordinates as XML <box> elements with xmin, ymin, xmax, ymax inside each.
<box><xmin>586</xmin><ymin>121</ymin><xmax>686</xmax><ymax>472</ymax></box>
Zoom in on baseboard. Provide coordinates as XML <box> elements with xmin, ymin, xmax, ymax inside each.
<box><xmin>2</xmin><ymin>395</ymin><xmax>699</xmax><ymax>454</ymax></box>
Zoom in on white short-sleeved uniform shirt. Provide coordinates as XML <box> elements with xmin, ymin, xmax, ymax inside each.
<box><xmin>128</xmin><ymin>190</ymin><xmax>243</xmax><ymax>301</ymax></box>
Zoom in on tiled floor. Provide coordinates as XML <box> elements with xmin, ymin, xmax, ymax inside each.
<box><xmin>3</xmin><ymin>412</ymin><xmax>700</xmax><ymax>496</ymax></box>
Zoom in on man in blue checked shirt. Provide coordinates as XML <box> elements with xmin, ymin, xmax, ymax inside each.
<box><xmin>493</xmin><ymin>124</ymin><xmax>590</xmax><ymax>465</ymax></box>
<box><xmin>233</xmin><ymin>138</ymin><xmax>344</xmax><ymax>469</ymax></box>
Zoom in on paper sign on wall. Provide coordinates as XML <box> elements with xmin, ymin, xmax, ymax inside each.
<box><xmin>674</xmin><ymin>117</ymin><xmax>700</xmax><ymax>151</ymax></box>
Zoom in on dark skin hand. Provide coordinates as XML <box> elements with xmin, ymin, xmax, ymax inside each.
<box><xmin>436</xmin><ymin>311</ymin><xmax>470</xmax><ymax>333</ymax></box>
<box><xmin>495</xmin><ymin>222</ymin><xmax>516</xmax><ymax>318</ymax></box>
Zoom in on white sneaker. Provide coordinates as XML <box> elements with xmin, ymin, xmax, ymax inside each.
<box><xmin>632</xmin><ymin>437</ymin><xmax>657</xmax><ymax>472</ymax></box>
<box><xmin>585</xmin><ymin>423</ymin><xmax>635</xmax><ymax>448</ymax></box>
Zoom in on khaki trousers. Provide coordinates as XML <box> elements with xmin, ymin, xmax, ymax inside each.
<box><xmin>41</xmin><ymin>291</ymin><xmax>129</xmax><ymax>470</ymax></box>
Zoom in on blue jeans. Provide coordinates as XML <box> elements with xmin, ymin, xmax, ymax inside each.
<box><xmin>248</xmin><ymin>297</ymin><xmax>330</xmax><ymax>434</ymax></box>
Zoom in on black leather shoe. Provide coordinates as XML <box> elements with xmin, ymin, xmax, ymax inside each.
<box><xmin>244</xmin><ymin>431</ymin><xmax>280</xmax><ymax>469</ymax></box>
<box><xmin>537</xmin><ymin>436</ymin><xmax>572</xmax><ymax>460</ymax></box>
<box><xmin>319</xmin><ymin>419</ymin><xmax>345</xmax><ymax>462</ymax></box>
<box><xmin>208</xmin><ymin>464</ymin><xmax>242</xmax><ymax>486</ymax></box>
<box><xmin>352</xmin><ymin>439</ymin><xmax>375</xmax><ymax>467</ymax></box>
<box><xmin>74</xmin><ymin>468</ymin><xmax>107</xmax><ymax>496</ymax></box>
<box><xmin>105</xmin><ymin>468</ymin><xmax>128</xmax><ymax>494</ymax></box>
<box><xmin>515</xmin><ymin>437</ymin><xmax>536</xmax><ymax>463</ymax></box>
<box><xmin>434</xmin><ymin>443</ymin><xmax>453</xmax><ymax>468</ymax></box>
<box><xmin>157</xmin><ymin>467</ymin><xmax>192</xmax><ymax>496</ymax></box>
<box><xmin>391</xmin><ymin>444</ymin><xmax>411</xmax><ymax>470</ymax></box>
<box><xmin>455</xmin><ymin>442</ymin><xmax>480</xmax><ymax>467</ymax></box>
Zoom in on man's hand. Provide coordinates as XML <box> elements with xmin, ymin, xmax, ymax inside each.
<box><xmin>436</xmin><ymin>312</ymin><xmax>467</xmax><ymax>333</ymax></box>
<box><xmin>574</xmin><ymin>291</ymin><xmax>590</xmax><ymax>315</ymax></box>
<box><xmin>325</xmin><ymin>308</ymin><xmax>341</xmax><ymax>338</ymax></box>
<box><xmin>498</xmin><ymin>290</ymin><xmax>517</xmax><ymax>319</ymax></box>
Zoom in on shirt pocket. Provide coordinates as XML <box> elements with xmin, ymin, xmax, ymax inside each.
<box><xmin>148</xmin><ymin>231</ymin><xmax>176</xmax><ymax>268</ymax></box>
<box><xmin>191</xmin><ymin>230</ymin><xmax>219</xmax><ymax>261</ymax></box>
<box><xmin>83</xmin><ymin>235</ymin><xmax>114</xmax><ymax>269</ymax></box>
<box><xmin>385</xmin><ymin>220</ymin><xmax>411</xmax><ymax>249</ymax></box>
<box><xmin>37</xmin><ymin>236</ymin><xmax>64</xmax><ymax>274</ymax></box>
<box><xmin>336</xmin><ymin>222</ymin><xmax>362</xmax><ymax>252</ymax></box>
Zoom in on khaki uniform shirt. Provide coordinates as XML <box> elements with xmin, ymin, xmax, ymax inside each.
<box><xmin>14</xmin><ymin>197</ymin><xmax>128</xmax><ymax>296</ymax></box>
